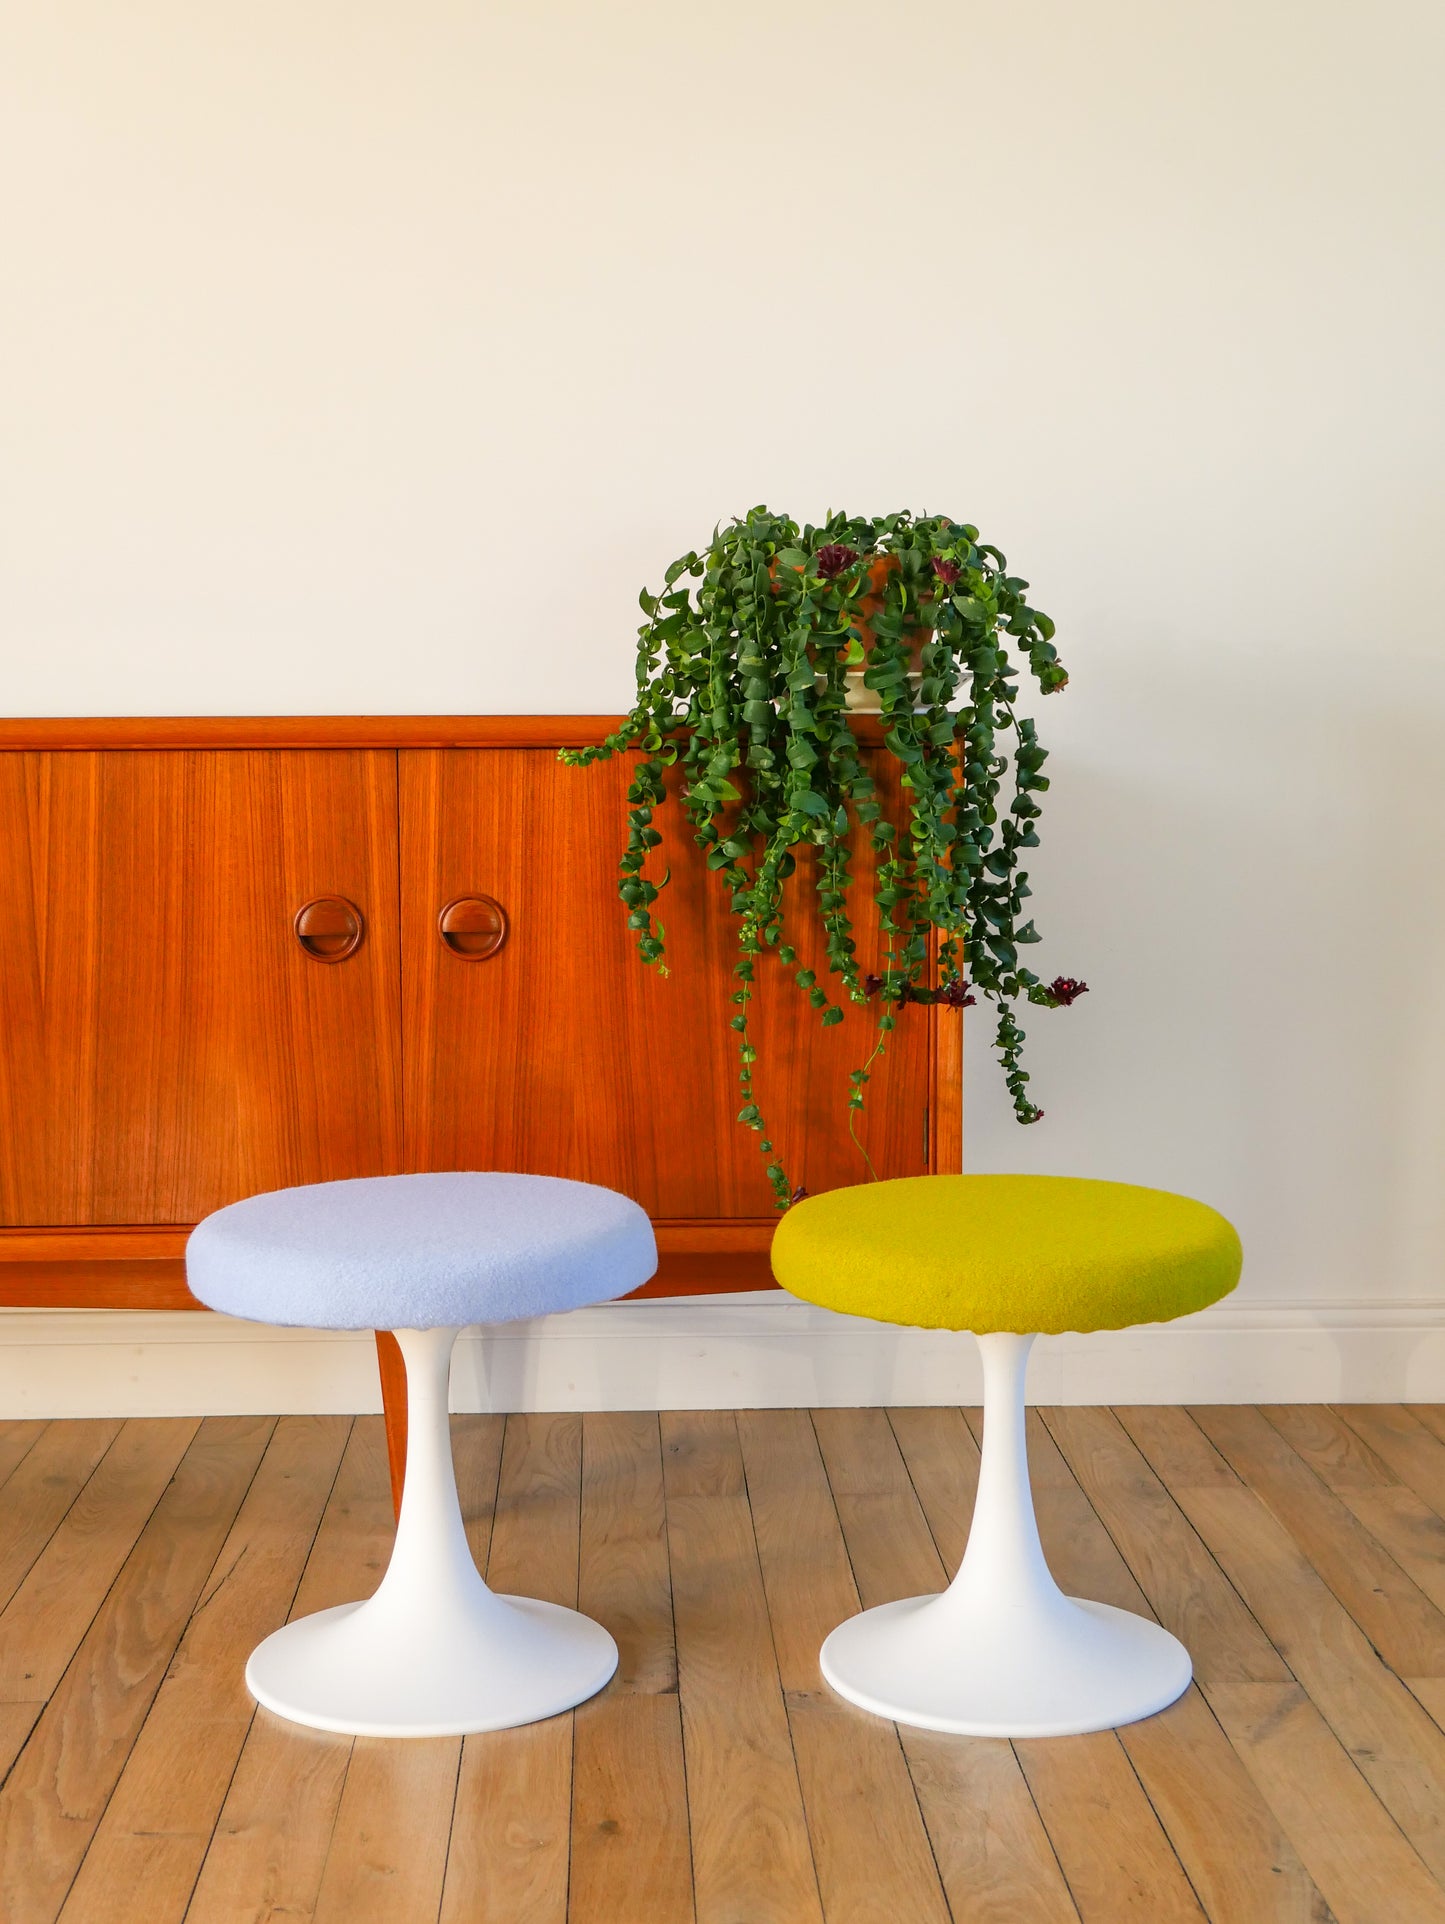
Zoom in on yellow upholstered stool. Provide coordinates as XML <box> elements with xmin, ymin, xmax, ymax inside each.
<box><xmin>772</xmin><ymin>1174</ymin><xmax>1242</xmax><ymax>1737</ymax></box>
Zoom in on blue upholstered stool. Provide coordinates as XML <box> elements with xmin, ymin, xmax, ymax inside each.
<box><xmin>187</xmin><ymin>1172</ymin><xmax>657</xmax><ymax>1738</ymax></box>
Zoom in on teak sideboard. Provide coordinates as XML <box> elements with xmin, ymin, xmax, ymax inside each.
<box><xmin>0</xmin><ymin>716</ymin><xmax>962</xmax><ymax>1501</ymax></box>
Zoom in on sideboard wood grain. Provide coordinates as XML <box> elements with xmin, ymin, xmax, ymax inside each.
<box><xmin>0</xmin><ymin>748</ymin><xmax>403</xmax><ymax>1226</ymax></box>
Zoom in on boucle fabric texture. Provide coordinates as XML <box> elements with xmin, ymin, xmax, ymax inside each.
<box><xmin>186</xmin><ymin>1173</ymin><xmax>658</xmax><ymax>1331</ymax></box>
<box><xmin>771</xmin><ymin>1174</ymin><xmax>1241</xmax><ymax>1335</ymax></box>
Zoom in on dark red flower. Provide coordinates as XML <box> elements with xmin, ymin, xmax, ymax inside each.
<box><xmin>815</xmin><ymin>544</ymin><xmax>859</xmax><ymax>579</ymax></box>
<box><xmin>939</xmin><ymin>977</ymin><xmax>977</xmax><ymax>1009</ymax></box>
<box><xmin>1048</xmin><ymin>976</ymin><xmax>1088</xmax><ymax>1006</ymax></box>
<box><xmin>931</xmin><ymin>558</ymin><xmax>962</xmax><ymax>586</ymax></box>
<box><xmin>790</xmin><ymin>1185</ymin><xmax>810</xmax><ymax>1206</ymax></box>
<box><xmin>862</xmin><ymin>972</ymin><xmax>884</xmax><ymax>998</ymax></box>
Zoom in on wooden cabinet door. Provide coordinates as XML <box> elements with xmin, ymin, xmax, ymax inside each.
<box><xmin>0</xmin><ymin>750</ymin><xmax>402</xmax><ymax>1224</ymax></box>
<box><xmin>399</xmin><ymin>748</ymin><xmax>937</xmax><ymax>1218</ymax></box>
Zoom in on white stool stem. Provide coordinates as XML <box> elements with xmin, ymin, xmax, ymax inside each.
<box><xmin>243</xmin><ymin>1322</ymin><xmax>617</xmax><ymax>1737</ymax></box>
<box><xmin>375</xmin><ymin>1326</ymin><xmax>477</xmax><ymax>1620</ymax></box>
<box><xmin>818</xmin><ymin>1326</ymin><xmax>1193</xmax><ymax>1736</ymax></box>
<box><xmin>948</xmin><ymin>1332</ymin><xmax>1050</xmax><ymax>1610</ymax></box>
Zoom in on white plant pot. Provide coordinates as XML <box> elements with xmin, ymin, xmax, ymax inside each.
<box><xmin>813</xmin><ymin>668</ymin><xmax>926</xmax><ymax>714</ymax></box>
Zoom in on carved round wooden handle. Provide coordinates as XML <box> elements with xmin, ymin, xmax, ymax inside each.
<box><xmin>294</xmin><ymin>896</ymin><xmax>364</xmax><ymax>962</ymax></box>
<box><xmin>438</xmin><ymin>895</ymin><xmax>508</xmax><ymax>960</ymax></box>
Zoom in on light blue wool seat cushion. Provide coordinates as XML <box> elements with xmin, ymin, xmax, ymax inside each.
<box><xmin>186</xmin><ymin>1173</ymin><xmax>659</xmax><ymax>1331</ymax></box>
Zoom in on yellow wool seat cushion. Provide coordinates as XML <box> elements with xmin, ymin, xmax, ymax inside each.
<box><xmin>771</xmin><ymin>1175</ymin><xmax>1242</xmax><ymax>1335</ymax></box>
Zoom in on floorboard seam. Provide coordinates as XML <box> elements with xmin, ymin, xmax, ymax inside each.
<box><xmin>434</xmin><ymin>1739</ymin><xmax>466</xmax><ymax>1924</ymax></box>
<box><xmin>47</xmin><ymin>1415</ymin><xmax>277</xmax><ymax>1924</ymax></box>
<box><xmin>564</xmin><ymin>1409</ymin><xmax>584</xmax><ymax>1924</ymax></box>
<box><xmin>1116</xmin><ymin>1727</ymin><xmax>1212</xmax><ymax>1917</ymax></box>
<box><xmin>0</xmin><ymin>1421</ymin><xmax>50</xmax><ymax>1500</ymax></box>
<box><xmin>1332</xmin><ymin>1408</ymin><xmax>1445</xmax><ymax>1526</ymax></box>
<box><xmin>181</xmin><ymin>1414</ymin><xmax>356</xmax><ymax>1922</ymax></box>
<box><xmin>734</xmin><ymin>1411</ymin><xmax>827</xmax><ymax>1922</ymax></box>
<box><xmin>1204</xmin><ymin>1409</ymin><xmax>1433</xmax><ymax>1671</ymax></box>
<box><xmin>0</xmin><ymin>1417</ymin><xmax>128</xmax><ymax>1618</ymax></box>
<box><xmin>655</xmin><ymin>1410</ymin><xmax>700</xmax><ymax>1924</ymax></box>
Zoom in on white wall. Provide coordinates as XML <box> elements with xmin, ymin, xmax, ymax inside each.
<box><xmin>3</xmin><ymin>0</ymin><xmax>1444</xmax><ymax>1320</ymax></box>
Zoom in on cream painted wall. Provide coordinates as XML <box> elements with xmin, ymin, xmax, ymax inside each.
<box><xmin>3</xmin><ymin>1</ymin><xmax>1443</xmax><ymax>1315</ymax></box>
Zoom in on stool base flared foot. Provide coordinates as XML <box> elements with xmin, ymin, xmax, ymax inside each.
<box><xmin>821</xmin><ymin>1589</ymin><xmax>1190</xmax><ymax>1737</ymax></box>
<box><xmin>817</xmin><ymin>1330</ymin><xmax>1194</xmax><ymax>1738</ymax></box>
<box><xmin>246</xmin><ymin>1324</ymin><xmax>617</xmax><ymax>1738</ymax></box>
<box><xmin>247</xmin><ymin>1590</ymin><xmax>618</xmax><ymax>1738</ymax></box>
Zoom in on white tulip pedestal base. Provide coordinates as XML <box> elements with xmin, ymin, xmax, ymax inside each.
<box><xmin>246</xmin><ymin>1325</ymin><xmax>617</xmax><ymax>1738</ymax></box>
<box><xmin>820</xmin><ymin>1332</ymin><xmax>1191</xmax><ymax>1738</ymax></box>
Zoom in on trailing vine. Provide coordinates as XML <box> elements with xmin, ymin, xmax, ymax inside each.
<box><xmin>560</xmin><ymin>508</ymin><xmax>1087</xmax><ymax>1209</ymax></box>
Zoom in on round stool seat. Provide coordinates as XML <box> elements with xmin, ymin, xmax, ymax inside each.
<box><xmin>772</xmin><ymin>1173</ymin><xmax>1241</xmax><ymax>1334</ymax></box>
<box><xmin>187</xmin><ymin>1171</ymin><xmax>657</xmax><ymax>1328</ymax></box>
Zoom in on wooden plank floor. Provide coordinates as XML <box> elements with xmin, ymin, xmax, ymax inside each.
<box><xmin>1</xmin><ymin>1406</ymin><xmax>1444</xmax><ymax>1922</ymax></box>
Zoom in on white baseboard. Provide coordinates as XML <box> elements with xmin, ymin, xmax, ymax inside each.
<box><xmin>1</xmin><ymin>1292</ymin><xmax>1443</xmax><ymax>1418</ymax></box>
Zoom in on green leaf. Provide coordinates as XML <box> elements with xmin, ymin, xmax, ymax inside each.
<box><xmin>564</xmin><ymin>507</ymin><xmax>1066</xmax><ymax>1159</ymax></box>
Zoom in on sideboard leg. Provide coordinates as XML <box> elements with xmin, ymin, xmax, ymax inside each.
<box><xmin>374</xmin><ymin>1330</ymin><xmax>408</xmax><ymax>1521</ymax></box>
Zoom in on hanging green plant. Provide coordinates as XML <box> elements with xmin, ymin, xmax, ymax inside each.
<box><xmin>560</xmin><ymin>507</ymin><xmax>1086</xmax><ymax>1209</ymax></box>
